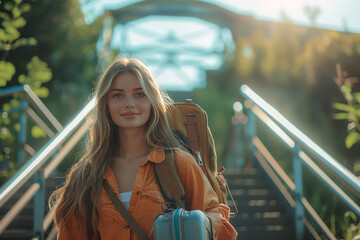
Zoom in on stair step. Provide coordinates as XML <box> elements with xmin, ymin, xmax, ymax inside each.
<box><xmin>0</xmin><ymin>229</ymin><xmax>33</xmax><ymax>240</ymax></box>
<box><xmin>230</xmin><ymin>199</ymin><xmax>278</xmax><ymax>206</ymax></box>
<box><xmin>230</xmin><ymin>215</ymin><xmax>291</xmax><ymax>226</ymax></box>
<box><xmin>223</xmin><ymin>168</ymin><xmax>263</xmax><ymax>179</ymax></box>
<box><xmin>228</xmin><ymin>199</ymin><xmax>282</xmax><ymax>213</ymax></box>
<box><xmin>0</xmin><ymin>203</ymin><xmax>33</xmax><ymax>215</ymax></box>
<box><xmin>229</xmin><ymin>188</ymin><xmax>278</xmax><ymax>200</ymax></box>
<box><xmin>227</xmin><ymin>180</ymin><xmax>269</xmax><ymax>189</ymax></box>
<box><xmin>0</xmin><ymin>215</ymin><xmax>33</xmax><ymax>229</ymax></box>
<box><xmin>236</xmin><ymin>227</ymin><xmax>295</xmax><ymax>240</ymax></box>
<box><xmin>0</xmin><ymin>175</ymin><xmax>63</xmax><ymax>239</ymax></box>
<box><xmin>223</xmin><ymin>167</ymin><xmax>296</xmax><ymax>239</ymax></box>
<box><xmin>229</xmin><ymin>205</ymin><xmax>283</xmax><ymax>213</ymax></box>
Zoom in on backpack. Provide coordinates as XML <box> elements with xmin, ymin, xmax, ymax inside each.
<box><xmin>153</xmin><ymin>99</ymin><xmax>238</xmax><ymax>216</ymax></box>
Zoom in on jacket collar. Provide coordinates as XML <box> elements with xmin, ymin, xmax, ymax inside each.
<box><xmin>103</xmin><ymin>148</ymin><xmax>166</xmax><ymax>182</ymax></box>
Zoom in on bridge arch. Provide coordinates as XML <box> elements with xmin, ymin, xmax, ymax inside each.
<box><xmin>80</xmin><ymin>0</ymin><xmax>254</xmax><ymax>90</ymax></box>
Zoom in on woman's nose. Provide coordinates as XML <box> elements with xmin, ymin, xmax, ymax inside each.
<box><xmin>125</xmin><ymin>97</ymin><xmax>135</xmax><ymax>109</ymax></box>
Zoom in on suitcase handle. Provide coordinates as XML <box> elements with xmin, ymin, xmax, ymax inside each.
<box><xmin>161</xmin><ymin>203</ymin><xmax>176</xmax><ymax>213</ymax></box>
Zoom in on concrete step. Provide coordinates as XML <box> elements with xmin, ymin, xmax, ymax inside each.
<box><xmin>0</xmin><ymin>229</ymin><xmax>33</xmax><ymax>240</ymax></box>
<box><xmin>0</xmin><ymin>175</ymin><xmax>64</xmax><ymax>240</ymax></box>
<box><xmin>223</xmin><ymin>168</ymin><xmax>263</xmax><ymax>179</ymax></box>
<box><xmin>227</xmin><ymin>178</ymin><xmax>269</xmax><ymax>189</ymax></box>
<box><xmin>224</xmin><ymin>167</ymin><xmax>295</xmax><ymax>240</ymax></box>
<box><xmin>236</xmin><ymin>226</ymin><xmax>295</xmax><ymax>240</ymax></box>
<box><xmin>0</xmin><ymin>216</ymin><xmax>33</xmax><ymax>229</ymax></box>
<box><xmin>230</xmin><ymin>215</ymin><xmax>291</xmax><ymax>226</ymax></box>
<box><xmin>228</xmin><ymin>200</ymin><xmax>283</xmax><ymax>213</ymax></box>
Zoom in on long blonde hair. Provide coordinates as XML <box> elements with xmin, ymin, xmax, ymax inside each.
<box><xmin>50</xmin><ymin>57</ymin><xmax>183</xmax><ymax>236</ymax></box>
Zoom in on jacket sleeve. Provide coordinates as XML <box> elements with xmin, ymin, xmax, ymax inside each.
<box><xmin>176</xmin><ymin>149</ymin><xmax>238</xmax><ymax>240</ymax></box>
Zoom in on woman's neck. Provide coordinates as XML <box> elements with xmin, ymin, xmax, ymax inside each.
<box><xmin>117</xmin><ymin>127</ymin><xmax>150</xmax><ymax>159</ymax></box>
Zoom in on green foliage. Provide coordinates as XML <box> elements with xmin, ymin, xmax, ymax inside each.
<box><xmin>235</xmin><ymin>22</ymin><xmax>302</xmax><ymax>86</ymax></box>
<box><xmin>0</xmin><ymin>0</ymin><xmax>53</xmax><ymax>184</ymax></box>
<box><xmin>0</xmin><ymin>0</ymin><xmax>33</xmax><ymax>52</ymax></box>
<box><xmin>0</xmin><ymin>61</ymin><xmax>15</xmax><ymax>86</ymax></box>
<box><xmin>20</xmin><ymin>0</ymin><xmax>102</xmax><ymax>125</ymax></box>
<box><xmin>18</xmin><ymin>56</ymin><xmax>52</xmax><ymax>97</ymax></box>
<box><xmin>31</xmin><ymin>125</ymin><xmax>46</xmax><ymax>138</ymax></box>
<box><xmin>194</xmin><ymin>68</ymin><xmax>239</xmax><ymax>163</ymax></box>
<box><xmin>342</xmin><ymin>211</ymin><xmax>360</xmax><ymax>240</ymax></box>
<box><xmin>333</xmin><ymin>64</ymin><xmax>360</xmax><ymax>149</ymax></box>
<box><xmin>345</xmin><ymin>132</ymin><xmax>360</xmax><ymax>149</ymax></box>
<box><xmin>1</xmin><ymin>0</ymin><xmax>101</xmax><ymax>178</ymax></box>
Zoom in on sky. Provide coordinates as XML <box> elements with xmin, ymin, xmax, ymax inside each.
<box><xmin>84</xmin><ymin>0</ymin><xmax>360</xmax><ymax>32</ymax></box>
<box><xmin>209</xmin><ymin>0</ymin><xmax>360</xmax><ymax>33</ymax></box>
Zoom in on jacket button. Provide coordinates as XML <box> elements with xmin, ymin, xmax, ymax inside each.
<box><xmin>136</xmin><ymin>191</ymin><xmax>140</xmax><ymax>195</ymax></box>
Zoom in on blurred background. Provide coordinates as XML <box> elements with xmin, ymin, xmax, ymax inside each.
<box><xmin>0</xmin><ymin>0</ymin><xmax>359</xmax><ymax>239</ymax></box>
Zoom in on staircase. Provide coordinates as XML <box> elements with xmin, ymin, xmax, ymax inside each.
<box><xmin>2</xmin><ymin>167</ymin><xmax>297</xmax><ymax>240</ymax></box>
<box><xmin>1</xmin><ymin>84</ymin><xmax>357</xmax><ymax>240</ymax></box>
<box><xmin>224</xmin><ymin>167</ymin><xmax>296</xmax><ymax>240</ymax></box>
<box><xmin>0</xmin><ymin>176</ymin><xmax>63</xmax><ymax>240</ymax></box>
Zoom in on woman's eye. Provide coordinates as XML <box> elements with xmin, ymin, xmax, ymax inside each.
<box><xmin>136</xmin><ymin>92</ymin><xmax>146</xmax><ymax>97</ymax></box>
<box><xmin>113</xmin><ymin>93</ymin><xmax>122</xmax><ymax>98</ymax></box>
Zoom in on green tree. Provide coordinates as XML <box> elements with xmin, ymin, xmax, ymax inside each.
<box><xmin>1</xmin><ymin>0</ymin><xmax>102</xmax><ymax>177</ymax></box>
<box><xmin>19</xmin><ymin>0</ymin><xmax>102</xmax><ymax>124</ymax></box>
<box><xmin>303</xmin><ymin>5</ymin><xmax>321</xmax><ymax>27</ymax></box>
<box><xmin>0</xmin><ymin>0</ymin><xmax>53</xmax><ymax>184</ymax></box>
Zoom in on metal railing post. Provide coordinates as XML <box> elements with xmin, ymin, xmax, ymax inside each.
<box><xmin>227</xmin><ymin>102</ymin><xmax>246</xmax><ymax>168</ymax></box>
<box><xmin>245</xmin><ymin>103</ymin><xmax>256</xmax><ymax>164</ymax></box>
<box><xmin>234</xmin><ymin>122</ymin><xmax>245</xmax><ymax>168</ymax></box>
<box><xmin>293</xmin><ymin>144</ymin><xmax>305</xmax><ymax>240</ymax></box>
<box><xmin>18</xmin><ymin>99</ymin><xmax>28</xmax><ymax>164</ymax></box>
<box><xmin>33</xmin><ymin>169</ymin><xmax>45</xmax><ymax>240</ymax></box>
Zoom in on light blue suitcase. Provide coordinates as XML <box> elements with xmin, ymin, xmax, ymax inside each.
<box><xmin>153</xmin><ymin>208</ymin><xmax>213</xmax><ymax>240</ymax></box>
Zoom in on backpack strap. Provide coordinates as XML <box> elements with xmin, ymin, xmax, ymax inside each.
<box><xmin>153</xmin><ymin>149</ymin><xmax>186</xmax><ymax>210</ymax></box>
<box><xmin>102</xmin><ymin>180</ymin><xmax>149</xmax><ymax>240</ymax></box>
<box><xmin>185</xmin><ymin>113</ymin><xmax>207</xmax><ymax>174</ymax></box>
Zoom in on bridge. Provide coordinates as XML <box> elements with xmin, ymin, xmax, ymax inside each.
<box><xmin>0</xmin><ymin>1</ymin><xmax>359</xmax><ymax>239</ymax></box>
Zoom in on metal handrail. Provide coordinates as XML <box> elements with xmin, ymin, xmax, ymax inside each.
<box><xmin>253</xmin><ymin>137</ymin><xmax>336</xmax><ymax>240</ymax></box>
<box><xmin>0</xmin><ymin>84</ymin><xmax>62</xmax><ymax>132</ymax></box>
<box><xmin>240</xmin><ymin>84</ymin><xmax>360</xmax><ymax>196</ymax></box>
<box><xmin>0</xmin><ymin>97</ymin><xmax>95</xmax><ymax>207</ymax></box>
<box><xmin>0</xmin><ymin>96</ymin><xmax>95</xmax><ymax>239</ymax></box>
<box><xmin>0</xmin><ymin>121</ymin><xmax>90</xmax><ymax>234</ymax></box>
<box><xmin>239</xmin><ymin>84</ymin><xmax>360</xmax><ymax>239</ymax></box>
<box><xmin>249</xmin><ymin>104</ymin><xmax>360</xmax><ymax>212</ymax></box>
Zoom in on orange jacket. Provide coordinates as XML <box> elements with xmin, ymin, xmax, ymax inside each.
<box><xmin>57</xmin><ymin>148</ymin><xmax>237</xmax><ymax>240</ymax></box>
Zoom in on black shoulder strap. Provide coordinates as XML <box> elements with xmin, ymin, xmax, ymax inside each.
<box><xmin>153</xmin><ymin>149</ymin><xmax>186</xmax><ymax>210</ymax></box>
<box><xmin>102</xmin><ymin>180</ymin><xmax>149</xmax><ymax>240</ymax></box>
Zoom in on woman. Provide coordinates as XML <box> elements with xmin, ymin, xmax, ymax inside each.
<box><xmin>50</xmin><ymin>57</ymin><xmax>237</xmax><ymax>240</ymax></box>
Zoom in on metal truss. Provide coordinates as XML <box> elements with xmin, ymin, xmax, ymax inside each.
<box><xmin>80</xmin><ymin>0</ymin><xmax>239</xmax><ymax>90</ymax></box>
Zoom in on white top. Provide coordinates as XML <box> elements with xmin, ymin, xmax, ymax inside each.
<box><xmin>119</xmin><ymin>191</ymin><xmax>132</xmax><ymax>210</ymax></box>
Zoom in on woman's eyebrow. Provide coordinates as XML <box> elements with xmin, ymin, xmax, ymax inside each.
<box><xmin>109</xmin><ymin>89</ymin><xmax>123</xmax><ymax>92</ymax></box>
<box><xmin>109</xmin><ymin>87</ymin><xmax>143</xmax><ymax>92</ymax></box>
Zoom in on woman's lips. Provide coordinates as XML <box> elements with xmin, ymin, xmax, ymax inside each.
<box><xmin>120</xmin><ymin>112</ymin><xmax>139</xmax><ymax>119</ymax></box>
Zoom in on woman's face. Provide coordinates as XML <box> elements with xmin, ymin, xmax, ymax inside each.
<box><xmin>106</xmin><ymin>72</ymin><xmax>151</xmax><ymax>131</ymax></box>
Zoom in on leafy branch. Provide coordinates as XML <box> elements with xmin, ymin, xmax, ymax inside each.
<box><xmin>0</xmin><ymin>0</ymin><xmax>52</xmax><ymax>184</ymax></box>
<box><xmin>333</xmin><ymin>64</ymin><xmax>360</xmax><ymax>149</ymax></box>
<box><xmin>0</xmin><ymin>0</ymin><xmax>36</xmax><ymax>87</ymax></box>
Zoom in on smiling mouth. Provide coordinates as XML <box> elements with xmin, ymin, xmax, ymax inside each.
<box><xmin>120</xmin><ymin>112</ymin><xmax>139</xmax><ymax>119</ymax></box>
